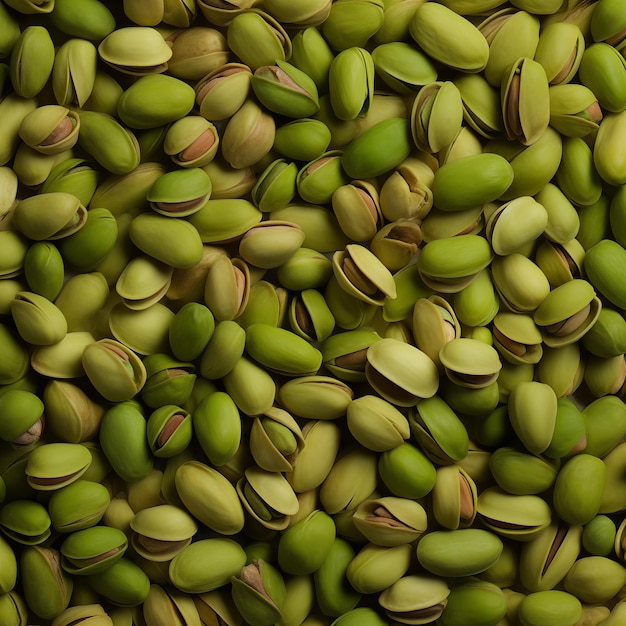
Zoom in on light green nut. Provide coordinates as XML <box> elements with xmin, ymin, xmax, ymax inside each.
<box><xmin>51</xmin><ymin>37</ymin><xmax>99</xmax><ymax>109</ymax></box>
<box><xmin>147</xmin><ymin>168</ymin><xmax>212</xmax><ymax>218</ymax></box>
<box><xmin>288</xmin><ymin>288</ymin><xmax>335</xmax><ymax>343</ymax></box>
<box><xmin>175</xmin><ymin>461</ymin><xmax>244</xmax><ymax>536</ymax></box>
<box><xmin>328</xmin><ymin>46</ymin><xmax>374</xmax><ymax>120</ymax></box>
<box><xmin>238</xmin><ymin>220</ymin><xmax>305</xmax><ymax>269</ymax></box>
<box><xmin>549</xmin><ymin>83</ymin><xmax>603</xmax><ymax>138</ymax></box>
<box><xmin>0</xmin><ymin>93</ymin><xmax>37</xmax><ymax>167</ymax></box>
<box><xmin>321</xmin><ymin>0</ymin><xmax>384</xmax><ymax>51</ymax></box>
<box><xmin>41</xmin><ymin>158</ymin><xmax>99</xmax><ymax>207</ymax></box>
<box><xmin>517</xmin><ymin>590</ymin><xmax>582</xmax><ymax>626</ymax></box>
<box><xmin>18</xmin><ymin>105</ymin><xmax>80</xmax><ymax>155</ymax></box>
<box><xmin>491</xmin><ymin>253</ymin><xmax>550</xmax><ymax>314</ymax></box>
<box><xmin>146</xmin><ymin>405</ymin><xmax>192</xmax><ymax>458</ymax></box>
<box><xmin>410</xmin><ymin>2</ymin><xmax>489</xmax><ymax>72</ymax></box>
<box><xmin>411</xmin><ymin>81</ymin><xmax>463</xmax><ymax>154</ymax></box>
<box><xmin>277</xmin><ymin>509</ymin><xmax>336</xmax><ymax>575</ymax></box>
<box><xmin>0</xmin><ymin>535</ymin><xmax>16</xmax><ymax>593</ymax></box>
<box><xmin>98</xmin><ymin>26</ymin><xmax>172</xmax><ymax>75</ymax></box>
<box><xmin>439</xmin><ymin>337</ymin><xmax>501</xmax><ymax>390</ymax></box>
<box><xmin>0</xmin><ymin>389</ymin><xmax>44</xmax><ymax>446</ymax></box>
<box><xmin>10</xmin><ymin>25</ymin><xmax>55</xmax><ymax>99</ymax></box>
<box><xmin>584</xmin><ymin>515</ymin><xmax>616</xmax><ymax>556</ymax></box>
<box><xmin>20</xmin><ymin>547</ymin><xmax>73</xmax><ymax>620</ymax></box>
<box><xmin>195</xmin><ymin>62</ymin><xmax>251</xmax><ymax>122</ymax></box>
<box><xmin>291</xmin><ymin>25</ymin><xmax>334</xmax><ymax>91</ymax></box>
<box><xmin>579</xmin><ymin>42</ymin><xmax>626</xmax><ymax>113</ymax></box>
<box><xmin>47</xmin><ymin>480</ymin><xmax>110</xmax><ymax>533</ymax></box>
<box><xmin>346</xmin><ymin>394</ymin><xmax>409</xmax><ymax>452</ymax></box>
<box><xmin>164</xmin><ymin>115</ymin><xmax>219</xmax><ymax>169</ymax></box>
<box><xmin>273</xmin><ymin>118</ymin><xmax>331</xmax><ymax>162</ymax></box>
<box><xmin>250</xmin><ymin>159</ymin><xmax>297</xmax><ymax>213</ymax></box>
<box><xmin>557</xmin><ymin>136</ymin><xmax>603</xmax><ymax>206</ymax></box>
<box><xmin>564</xmin><ymin>556</ymin><xmax>626</xmax><ymax>605</ymax></box>
<box><xmin>222</xmin><ymin>356</ymin><xmax>276</xmax><ymax>416</ymax></box>
<box><xmin>49</xmin><ymin>0</ymin><xmax>115</xmax><ymax>40</ymax></box>
<box><xmin>297</xmin><ymin>151</ymin><xmax>350</xmax><ymax>205</ymax></box>
<box><xmin>594</xmin><ymin>110</ymin><xmax>626</xmax><ymax>186</ymax></box>
<box><xmin>331</xmin><ymin>180</ymin><xmax>381</xmax><ymax>243</ymax></box>
<box><xmin>535</xmin><ymin>22</ymin><xmax>584</xmax><ymax>85</ymax></box>
<box><xmin>372</xmin><ymin>41</ymin><xmax>437</xmax><ymax>94</ymax></box>
<box><xmin>25</xmin><ymin>442</ymin><xmax>91</xmax><ymax>492</ymax></box>
<box><xmin>199</xmin><ymin>319</ymin><xmax>245</xmax><ymax>380</ymax></box>
<box><xmin>231</xmin><ymin>560</ymin><xmax>285</xmax><ymax>626</ymax></box>
<box><xmin>0</xmin><ymin>3</ymin><xmax>20</xmax><ymax>57</ymax></box>
<box><xmin>10</xmin><ymin>291</ymin><xmax>67</xmax><ymax>346</ymax></box>
<box><xmin>489</xmin><ymin>447</ymin><xmax>558</xmax><ymax>495</ymax></box>
<box><xmin>370</xmin><ymin>220</ymin><xmax>423</xmax><ymax>272</ymax></box>
<box><xmin>417</xmin><ymin>528</ymin><xmax>503</xmax><ymax>577</ymax></box>
<box><xmin>60</xmin><ymin>526</ymin><xmax>127</xmax><ymax>576</ymax></box>
<box><xmin>168</xmin><ymin>302</ymin><xmax>215</xmax><ymax>363</ymax></box>
<box><xmin>346</xmin><ymin>542</ymin><xmax>412</xmax><ymax>595</ymax></box>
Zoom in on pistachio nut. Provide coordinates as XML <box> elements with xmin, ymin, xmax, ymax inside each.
<box><xmin>535</xmin><ymin>22</ymin><xmax>585</xmax><ymax>85</ymax></box>
<box><xmin>0</xmin><ymin>500</ymin><xmax>51</xmax><ymax>545</ymax></box>
<box><xmin>416</xmin><ymin>528</ymin><xmax>503</xmax><ymax>577</ymax></box>
<box><xmin>378</xmin><ymin>441</ymin><xmax>436</xmax><ymax>500</ymax></box>
<box><xmin>146</xmin><ymin>405</ymin><xmax>192</xmax><ymax>458</ymax></box>
<box><xmin>195</xmin><ymin>62</ymin><xmax>252</xmax><ymax>121</ymax></box>
<box><xmin>19</xmin><ymin>105</ymin><xmax>80</xmax><ymax>155</ymax></box>
<box><xmin>517</xmin><ymin>590</ymin><xmax>581</xmax><ymax>626</ymax></box>
<box><xmin>199</xmin><ymin>319</ymin><xmax>246</xmax><ymax>380</ymax></box>
<box><xmin>60</xmin><ymin>526</ymin><xmax>127</xmax><ymax>576</ymax></box>
<box><xmin>147</xmin><ymin>168</ymin><xmax>212</xmax><ymax>217</ymax></box>
<box><xmin>49</xmin><ymin>0</ymin><xmax>115</xmax><ymax>40</ymax></box>
<box><xmin>346</xmin><ymin>542</ymin><xmax>412</xmax><ymax>595</ymax></box>
<box><xmin>563</xmin><ymin>556</ymin><xmax>626</xmax><ymax>605</ymax></box>
<box><xmin>579</xmin><ymin>42</ymin><xmax>626</xmax><ymax>113</ymax></box>
<box><xmin>231</xmin><ymin>559</ymin><xmax>285</xmax><ymax>626</ymax></box>
<box><xmin>98</xmin><ymin>27</ymin><xmax>172</xmax><ymax>75</ymax></box>
<box><xmin>431</xmin><ymin>464</ymin><xmax>477</xmax><ymax>530</ymax></box>
<box><xmin>25</xmin><ymin>442</ymin><xmax>91</xmax><ymax>491</ymax></box>
<box><xmin>87</xmin><ymin>557</ymin><xmax>150</xmax><ymax>607</ymax></box>
<box><xmin>288</xmin><ymin>288</ymin><xmax>334</xmax><ymax>342</ymax></box>
<box><xmin>130</xmin><ymin>504</ymin><xmax>197</xmax><ymax>562</ymax></box>
<box><xmin>378</xmin><ymin>574</ymin><xmax>450</xmax><ymax>625</ymax></box>
<box><xmin>372</xmin><ymin>41</ymin><xmax>437</xmax><ymax>94</ymax></box>
<box><xmin>47</xmin><ymin>480</ymin><xmax>110</xmax><ymax>533</ymax></box>
<box><xmin>557</xmin><ymin>136</ymin><xmax>603</xmax><ymax>206</ymax></box>
<box><xmin>489</xmin><ymin>447</ymin><xmax>558</xmax><ymax>495</ymax></box>
<box><xmin>222</xmin><ymin>356</ymin><xmax>276</xmax><ymax>416</ymax></box>
<box><xmin>321</xmin><ymin>0</ymin><xmax>384</xmax><ymax>51</ymax></box>
<box><xmin>0</xmin><ymin>389</ymin><xmax>44</xmax><ymax>446</ymax></box>
<box><xmin>439</xmin><ymin>338</ymin><xmax>501</xmax><ymax>390</ymax></box>
<box><xmin>437</xmin><ymin>578</ymin><xmax>506</xmax><ymax>626</ymax></box>
<box><xmin>10</xmin><ymin>26</ymin><xmax>55</xmax><ymax>99</ymax></box>
<box><xmin>549</xmin><ymin>83</ymin><xmax>602</xmax><ymax>138</ymax></box>
<box><xmin>328</xmin><ymin>47</ymin><xmax>373</xmax><ymax>121</ymax></box>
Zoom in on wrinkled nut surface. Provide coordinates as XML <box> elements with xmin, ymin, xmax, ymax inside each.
<box><xmin>1</xmin><ymin>1</ymin><xmax>626</xmax><ymax>625</ymax></box>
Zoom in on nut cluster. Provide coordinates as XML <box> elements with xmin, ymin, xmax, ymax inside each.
<box><xmin>1</xmin><ymin>0</ymin><xmax>626</xmax><ymax>625</ymax></box>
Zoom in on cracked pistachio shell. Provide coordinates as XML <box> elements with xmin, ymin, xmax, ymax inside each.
<box><xmin>433</xmin><ymin>153</ymin><xmax>514</xmax><ymax>212</ymax></box>
<box><xmin>321</xmin><ymin>328</ymin><xmax>380</xmax><ymax>382</ymax></box>
<box><xmin>227</xmin><ymin>10</ymin><xmax>290</xmax><ymax>71</ymax></box>
<box><xmin>0</xmin><ymin>389</ymin><xmax>43</xmax><ymax>445</ymax></box>
<box><xmin>252</xmin><ymin>61</ymin><xmax>319</xmax><ymax>119</ymax></box>
<box><xmin>480</xmin><ymin>9</ymin><xmax>540</xmax><ymax>88</ymax></box>
<box><xmin>237</xmin><ymin>279</ymin><xmax>287</xmax><ymax>330</ymax></box>
<box><xmin>47</xmin><ymin>480</ymin><xmax>110</xmax><ymax>533</ymax></box>
<box><xmin>286</xmin><ymin>420</ymin><xmax>340</xmax><ymax>492</ymax></box>
<box><xmin>116</xmin><ymin>256</ymin><xmax>172</xmax><ymax>311</ymax></box>
<box><xmin>87</xmin><ymin>558</ymin><xmax>150</xmax><ymax>607</ymax></box>
<box><xmin>432</xmin><ymin>464</ymin><xmax>477</xmax><ymax>530</ymax></box>
<box><xmin>412</xmin><ymin>296</ymin><xmax>460</xmax><ymax>370</ymax></box>
<box><xmin>278</xmin><ymin>375</ymin><xmax>353</xmax><ymax>419</ymax></box>
<box><xmin>320</xmin><ymin>447</ymin><xmax>377</xmax><ymax>514</ymax></box>
<box><xmin>321</xmin><ymin>0</ymin><xmax>383</xmax><ymax>51</ymax></box>
<box><xmin>223</xmin><ymin>356</ymin><xmax>276</xmax><ymax>416</ymax></box>
<box><xmin>10</xmin><ymin>26</ymin><xmax>55</xmax><ymax>99</ymax></box>
<box><xmin>378</xmin><ymin>574</ymin><xmax>449</xmax><ymax>625</ymax></box>
<box><xmin>409</xmin><ymin>395</ymin><xmax>469</xmax><ymax>465</ymax></box>
<box><xmin>146</xmin><ymin>405</ymin><xmax>192</xmax><ymax>458</ymax></box>
<box><xmin>535</xmin><ymin>22</ymin><xmax>584</xmax><ymax>85</ymax></box>
<box><xmin>328</xmin><ymin>47</ymin><xmax>373</xmax><ymax>121</ymax></box>
<box><xmin>238</xmin><ymin>221</ymin><xmax>305</xmax><ymax>269</ymax></box>
<box><xmin>41</xmin><ymin>158</ymin><xmax>98</xmax><ymax>208</ymax></box>
<box><xmin>417</xmin><ymin>529</ymin><xmax>503</xmax><ymax>577</ymax></box>
<box><xmin>10</xmin><ymin>291</ymin><xmax>67</xmax><ymax>346</ymax></box>
<box><xmin>353</xmin><ymin>496</ymin><xmax>427</xmax><ymax>547</ymax></box>
<box><xmin>486</xmin><ymin>196</ymin><xmax>548</xmax><ymax>256</ymax></box>
<box><xmin>370</xmin><ymin>219</ymin><xmax>422</xmax><ymax>271</ymax></box>
<box><xmin>60</xmin><ymin>526</ymin><xmax>127</xmax><ymax>575</ymax></box>
<box><xmin>411</xmin><ymin>81</ymin><xmax>463</xmax><ymax>154</ymax></box>
<box><xmin>409</xmin><ymin>3</ymin><xmax>489</xmax><ymax>72</ymax></box>
<box><xmin>517</xmin><ymin>590</ymin><xmax>581</xmax><ymax>626</ymax></box>
<box><xmin>199</xmin><ymin>319</ymin><xmax>245</xmax><ymax>379</ymax></box>
<box><xmin>164</xmin><ymin>116</ymin><xmax>219</xmax><ymax>170</ymax></box>
<box><xmin>331</xmin><ymin>180</ymin><xmax>380</xmax><ymax>242</ymax></box>
<box><xmin>534</xmin><ymin>279</ymin><xmax>601</xmax><ymax>348</ymax></box>
<box><xmin>192</xmin><ymin>390</ymin><xmax>240</xmax><ymax>466</ymax></box>
<box><xmin>454</xmin><ymin>74</ymin><xmax>504</xmax><ymax>140</ymax></box>
<box><xmin>346</xmin><ymin>542</ymin><xmax>412</xmax><ymax>595</ymax></box>
<box><xmin>98</xmin><ymin>27</ymin><xmax>172</xmax><ymax>75</ymax></box>
<box><xmin>297</xmin><ymin>151</ymin><xmax>350</xmax><ymax>205</ymax></box>
<box><xmin>129</xmin><ymin>213</ymin><xmax>203</xmax><ymax>269</ymax></box>
<box><xmin>439</xmin><ymin>338</ymin><xmax>502</xmax><ymax>389</ymax></box>
<box><xmin>249</xmin><ymin>159</ymin><xmax>295</xmax><ymax>213</ymax></box>
<box><xmin>250</xmin><ymin>406</ymin><xmax>304</xmax><ymax>473</ymax></box>
<box><xmin>535</xmin><ymin>183</ymin><xmax>580</xmax><ymax>245</ymax></box>
<box><xmin>520</xmin><ymin>522</ymin><xmax>582</xmax><ymax>592</ymax></box>
<box><xmin>342</xmin><ymin>117</ymin><xmax>411</xmax><ymax>180</ymax></box>
<box><xmin>196</xmin><ymin>0</ymin><xmax>258</xmax><ymax>26</ymax></box>
<box><xmin>553</xmin><ymin>454</ymin><xmax>606</xmax><ymax>526</ymax></box>
<box><xmin>372</xmin><ymin>41</ymin><xmax>437</xmax><ymax>94</ymax></box>
<box><xmin>203</xmin><ymin>255</ymin><xmax>249</xmax><ymax>321</ymax></box>
<box><xmin>366</xmin><ymin>338</ymin><xmax>438</xmax><ymax>406</ymax></box>
<box><xmin>25</xmin><ymin>442</ymin><xmax>91</xmax><ymax>491</ymax></box>
<box><xmin>238</xmin><ymin>466</ymin><xmax>299</xmax><ymax>530</ymax></box>
<box><xmin>175</xmin><ymin>461</ymin><xmax>245</xmax><ymax>535</ymax></box>
<box><xmin>0</xmin><ymin>93</ymin><xmax>38</xmax><ymax>167</ymax></box>
<box><xmin>82</xmin><ymin>339</ymin><xmax>146</xmax><ymax>402</ymax></box>
<box><xmin>549</xmin><ymin>83</ymin><xmax>602</xmax><ymax>138</ymax></box>
<box><xmin>332</xmin><ymin>244</ymin><xmax>396</xmax><ymax>306</ymax></box>
<box><xmin>489</xmin><ymin>447</ymin><xmax>558</xmax><ymax>496</ymax></box>
<box><xmin>231</xmin><ymin>560</ymin><xmax>285</xmax><ymax>626</ymax></box>
<box><xmin>288</xmin><ymin>288</ymin><xmax>334</xmax><ymax>342</ymax></box>
<box><xmin>277</xmin><ymin>509</ymin><xmax>335</xmax><ymax>575</ymax></box>
<box><xmin>30</xmin><ymin>331</ymin><xmax>94</xmax><ymax>379</ymax></box>
<box><xmin>109</xmin><ymin>302</ymin><xmax>175</xmax><ymax>356</ymax></box>
<box><xmin>21</xmin><ymin>547</ymin><xmax>73</xmax><ymax>620</ymax></box>
<box><xmin>417</xmin><ymin>235</ymin><xmax>493</xmax><ymax>293</ymax></box>
<box><xmin>117</xmin><ymin>74</ymin><xmax>195</xmax><ymax>131</ymax></box>
<box><xmin>502</xmin><ymin>57</ymin><xmax>550</xmax><ymax>146</ymax></box>
<box><xmin>245</xmin><ymin>323</ymin><xmax>322</xmax><ymax>376</ymax></box>
<box><xmin>147</xmin><ymin>168</ymin><xmax>212</xmax><ymax>217</ymax></box>
<box><xmin>99</xmin><ymin>401</ymin><xmax>153</xmax><ymax>482</ymax></box>
<box><xmin>508</xmin><ymin>381</ymin><xmax>557</xmax><ymax>455</ymax></box>
<box><xmin>0</xmin><ymin>500</ymin><xmax>51</xmax><ymax>545</ymax></box>
<box><xmin>59</xmin><ymin>207</ymin><xmax>118</xmax><ymax>271</ymax></box>
<box><xmin>221</xmin><ymin>98</ymin><xmax>276</xmax><ymax>170</ymax></box>
<box><xmin>325</xmin><ymin>273</ymin><xmax>377</xmax><ymax>330</ymax></box>
<box><xmin>13</xmin><ymin>192</ymin><xmax>87</xmax><ymax>241</ymax></box>
<box><xmin>346</xmin><ymin>395</ymin><xmax>409</xmax><ymax>452</ymax></box>
<box><xmin>477</xmin><ymin>487</ymin><xmax>552</xmax><ymax>541</ymax></box>
<box><xmin>491</xmin><ymin>253</ymin><xmax>550</xmax><ymax>313</ymax></box>
<box><xmin>166</xmin><ymin>25</ymin><xmax>227</xmax><ymax>80</ymax></box>
<box><xmin>19</xmin><ymin>106</ymin><xmax>79</xmax><ymax>155</ymax></box>
<box><xmin>195</xmin><ymin>62</ymin><xmax>251</xmax><ymax>122</ymax></box>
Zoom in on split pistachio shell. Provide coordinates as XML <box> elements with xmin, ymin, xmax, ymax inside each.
<box><xmin>25</xmin><ymin>443</ymin><xmax>91</xmax><ymax>491</ymax></box>
<box><xmin>346</xmin><ymin>395</ymin><xmax>409</xmax><ymax>452</ymax></box>
<box><xmin>431</xmin><ymin>464</ymin><xmax>477</xmax><ymax>530</ymax></box>
<box><xmin>98</xmin><ymin>27</ymin><xmax>172</xmax><ymax>75</ymax></box>
<box><xmin>10</xmin><ymin>26</ymin><xmax>55</xmax><ymax>99</ymax></box>
<box><xmin>439</xmin><ymin>338</ymin><xmax>501</xmax><ymax>389</ymax></box>
<box><xmin>60</xmin><ymin>525</ymin><xmax>127</xmax><ymax>575</ymax></box>
<box><xmin>47</xmin><ymin>480</ymin><xmax>110</xmax><ymax>533</ymax></box>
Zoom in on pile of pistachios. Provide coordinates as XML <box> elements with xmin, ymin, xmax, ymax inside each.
<box><xmin>1</xmin><ymin>0</ymin><xmax>626</xmax><ymax>624</ymax></box>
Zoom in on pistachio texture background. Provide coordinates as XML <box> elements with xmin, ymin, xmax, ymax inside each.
<box><xmin>1</xmin><ymin>0</ymin><xmax>626</xmax><ymax>625</ymax></box>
